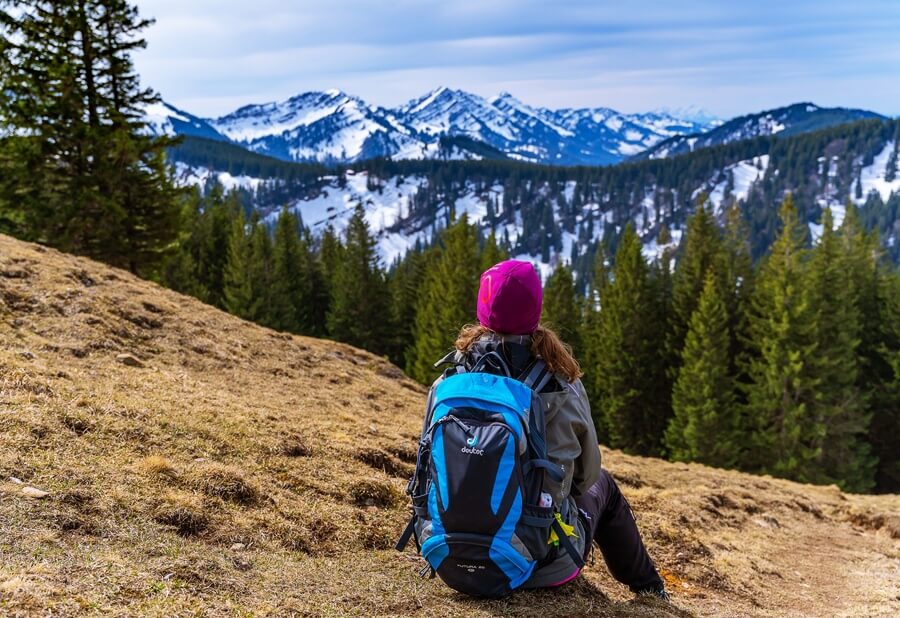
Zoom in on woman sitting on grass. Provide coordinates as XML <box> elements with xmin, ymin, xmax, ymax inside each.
<box><xmin>450</xmin><ymin>259</ymin><xmax>668</xmax><ymax>597</ymax></box>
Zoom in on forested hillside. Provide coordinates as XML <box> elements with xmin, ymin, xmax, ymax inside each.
<box><xmin>170</xmin><ymin>117</ymin><xmax>900</xmax><ymax>280</ymax></box>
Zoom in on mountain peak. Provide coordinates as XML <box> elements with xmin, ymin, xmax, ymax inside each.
<box><xmin>152</xmin><ymin>88</ymin><xmax>858</xmax><ymax>166</ymax></box>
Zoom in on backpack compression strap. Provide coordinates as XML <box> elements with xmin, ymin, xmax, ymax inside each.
<box><xmin>551</xmin><ymin>518</ymin><xmax>586</xmax><ymax>569</ymax></box>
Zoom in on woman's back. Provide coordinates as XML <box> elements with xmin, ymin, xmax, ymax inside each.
<box><xmin>451</xmin><ymin>327</ymin><xmax>601</xmax><ymax>587</ymax></box>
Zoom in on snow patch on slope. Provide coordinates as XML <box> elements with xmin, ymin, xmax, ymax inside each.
<box><xmin>853</xmin><ymin>142</ymin><xmax>900</xmax><ymax>204</ymax></box>
<box><xmin>696</xmin><ymin>155</ymin><xmax>769</xmax><ymax>213</ymax></box>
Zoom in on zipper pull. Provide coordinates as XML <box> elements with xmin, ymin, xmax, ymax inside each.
<box><xmin>445</xmin><ymin>414</ymin><xmax>473</xmax><ymax>435</ymax></box>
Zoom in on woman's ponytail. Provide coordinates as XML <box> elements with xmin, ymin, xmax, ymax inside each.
<box><xmin>455</xmin><ymin>323</ymin><xmax>583</xmax><ymax>383</ymax></box>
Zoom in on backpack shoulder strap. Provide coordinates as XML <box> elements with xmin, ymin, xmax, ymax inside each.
<box><xmin>520</xmin><ymin>358</ymin><xmax>553</xmax><ymax>393</ymax></box>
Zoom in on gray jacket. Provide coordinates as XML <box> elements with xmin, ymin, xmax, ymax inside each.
<box><xmin>429</xmin><ymin>333</ymin><xmax>601</xmax><ymax>587</ymax></box>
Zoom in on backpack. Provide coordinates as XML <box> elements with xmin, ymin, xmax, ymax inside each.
<box><xmin>395</xmin><ymin>350</ymin><xmax>585</xmax><ymax>598</ymax></box>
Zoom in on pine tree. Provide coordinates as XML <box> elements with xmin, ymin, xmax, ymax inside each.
<box><xmin>223</xmin><ymin>207</ymin><xmax>254</xmax><ymax>319</ymax></box>
<box><xmin>408</xmin><ymin>215</ymin><xmax>480</xmax><ymax>384</ymax></box>
<box><xmin>387</xmin><ymin>246</ymin><xmax>437</xmax><ymax>367</ymax></box>
<box><xmin>327</xmin><ymin>204</ymin><xmax>392</xmax><ymax>354</ymax></box>
<box><xmin>269</xmin><ymin>207</ymin><xmax>310</xmax><ymax>334</ymax></box>
<box><xmin>581</xmin><ymin>242</ymin><xmax>610</xmax><ymax>440</ymax></box>
<box><xmin>300</xmin><ymin>226</ymin><xmax>329</xmax><ymax>336</ymax></box>
<box><xmin>665</xmin><ymin>272</ymin><xmax>737</xmax><ymax>466</ymax></box>
<box><xmin>595</xmin><ymin>225</ymin><xmax>668</xmax><ymax>455</ymax></box>
<box><xmin>841</xmin><ymin>204</ymin><xmax>900</xmax><ymax>492</ymax></box>
<box><xmin>318</xmin><ymin>224</ymin><xmax>344</xmax><ymax>298</ymax></box>
<box><xmin>479</xmin><ymin>229</ymin><xmax>508</xmax><ymax>271</ymax></box>
<box><xmin>542</xmin><ymin>262</ymin><xmax>581</xmax><ymax>356</ymax></box>
<box><xmin>197</xmin><ymin>186</ymin><xmax>239</xmax><ymax>308</ymax></box>
<box><xmin>161</xmin><ymin>185</ymin><xmax>236</xmax><ymax>308</ymax></box>
<box><xmin>743</xmin><ymin>195</ymin><xmax>822</xmax><ymax>481</ymax></box>
<box><xmin>0</xmin><ymin>1</ymin><xmax>180</xmax><ymax>274</ymax></box>
<box><xmin>93</xmin><ymin>0</ymin><xmax>181</xmax><ymax>275</ymax></box>
<box><xmin>245</xmin><ymin>215</ymin><xmax>274</xmax><ymax>326</ymax></box>
<box><xmin>872</xmin><ymin>271</ymin><xmax>900</xmax><ymax>491</ymax></box>
<box><xmin>807</xmin><ymin>207</ymin><xmax>874</xmax><ymax>491</ymax></box>
<box><xmin>669</xmin><ymin>202</ymin><xmax>727</xmax><ymax>373</ymax></box>
<box><xmin>722</xmin><ymin>205</ymin><xmax>755</xmax><ymax>383</ymax></box>
<box><xmin>649</xmin><ymin>231</ymin><xmax>677</xmax><ymax>445</ymax></box>
<box><xmin>160</xmin><ymin>189</ymin><xmax>205</xmax><ymax>299</ymax></box>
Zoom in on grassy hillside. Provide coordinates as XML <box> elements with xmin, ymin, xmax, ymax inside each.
<box><xmin>1</xmin><ymin>233</ymin><xmax>898</xmax><ymax>617</ymax></box>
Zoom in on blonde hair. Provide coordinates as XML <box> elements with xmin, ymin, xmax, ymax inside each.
<box><xmin>454</xmin><ymin>324</ymin><xmax>583</xmax><ymax>383</ymax></box>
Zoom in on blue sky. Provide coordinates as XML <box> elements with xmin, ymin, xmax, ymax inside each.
<box><xmin>134</xmin><ymin>0</ymin><xmax>900</xmax><ymax>119</ymax></box>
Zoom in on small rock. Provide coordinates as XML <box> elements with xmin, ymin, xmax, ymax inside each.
<box><xmin>9</xmin><ymin>477</ymin><xmax>23</xmax><ymax>484</ymax></box>
<box><xmin>116</xmin><ymin>353</ymin><xmax>144</xmax><ymax>368</ymax></box>
<box><xmin>753</xmin><ymin>516</ymin><xmax>780</xmax><ymax>529</ymax></box>
<box><xmin>1</xmin><ymin>267</ymin><xmax>29</xmax><ymax>279</ymax></box>
<box><xmin>12</xmin><ymin>318</ymin><xmax>26</xmax><ymax>328</ymax></box>
<box><xmin>230</xmin><ymin>543</ymin><xmax>246</xmax><ymax>551</ymax></box>
<box><xmin>19</xmin><ymin>350</ymin><xmax>35</xmax><ymax>360</ymax></box>
<box><xmin>368</xmin><ymin>424</ymin><xmax>378</xmax><ymax>435</ymax></box>
<box><xmin>22</xmin><ymin>486</ymin><xmax>49</xmax><ymax>499</ymax></box>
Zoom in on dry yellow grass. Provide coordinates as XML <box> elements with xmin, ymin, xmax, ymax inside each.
<box><xmin>0</xmin><ymin>233</ymin><xmax>898</xmax><ymax>617</ymax></box>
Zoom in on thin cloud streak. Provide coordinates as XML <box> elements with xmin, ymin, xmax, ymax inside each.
<box><xmin>134</xmin><ymin>0</ymin><xmax>900</xmax><ymax>118</ymax></box>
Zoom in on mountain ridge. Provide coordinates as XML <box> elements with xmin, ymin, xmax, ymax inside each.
<box><xmin>148</xmin><ymin>87</ymin><xmax>718</xmax><ymax>166</ymax></box>
<box><xmin>636</xmin><ymin>102</ymin><xmax>884</xmax><ymax>160</ymax></box>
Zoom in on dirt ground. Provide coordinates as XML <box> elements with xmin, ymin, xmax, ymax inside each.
<box><xmin>1</xmin><ymin>233</ymin><xmax>898</xmax><ymax>617</ymax></box>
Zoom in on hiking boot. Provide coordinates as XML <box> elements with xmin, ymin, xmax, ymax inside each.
<box><xmin>635</xmin><ymin>585</ymin><xmax>671</xmax><ymax>602</ymax></box>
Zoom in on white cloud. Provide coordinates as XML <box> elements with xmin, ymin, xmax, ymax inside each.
<box><xmin>133</xmin><ymin>0</ymin><xmax>900</xmax><ymax>117</ymax></box>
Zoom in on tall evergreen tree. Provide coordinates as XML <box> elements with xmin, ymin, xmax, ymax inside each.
<box><xmin>270</xmin><ymin>207</ymin><xmax>312</xmax><ymax>334</ymax></box>
<box><xmin>0</xmin><ymin>0</ymin><xmax>180</xmax><ymax>274</ymax></box>
<box><xmin>542</xmin><ymin>262</ymin><xmax>582</xmax><ymax>356</ymax></box>
<box><xmin>872</xmin><ymin>271</ymin><xmax>900</xmax><ymax>492</ymax></box>
<box><xmin>668</xmin><ymin>201</ymin><xmax>727</xmax><ymax>373</ymax></box>
<box><xmin>807</xmin><ymin>207</ymin><xmax>874</xmax><ymax>491</ymax></box>
<box><xmin>648</xmin><ymin>233</ymin><xmax>677</xmax><ymax>444</ymax></box>
<box><xmin>594</xmin><ymin>225</ymin><xmax>667</xmax><ymax>455</ymax></box>
<box><xmin>581</xmin><ymin>242</ymin><xmax>610</xmax><ymax>441</ymax></box>
<box><xmin>841</xmin><ymin>204</ymin><xmax>900</xmax><ymax>492</ymax></box>
<box><xmin>223</xmin><ymin>206</ymin><xmax>252</xmax><ymax>318</ymax></box>
<box><xmin>327</xmin><ymin>204</ymin><xmax>392</xmax><ymax>354</ymax></box>
<box><xmin>665</xmin><ymin>272</ymin><xmax>737</xmax><ymax>467</ymax></box>
<box><xmin>743</xmin><ymin>195</ymin><xmax>821</xmax><ymax>481</ymax></box>
<box><xmin>318</xmin><ymin>224</ymin><xmax>344</xmax><ymax>298</ymax></box>
<box><xmin>93</xmin><ymin>0</ymin><xmax>181</xmax><ymax>275</ymax></box>
<box><xmin>408</xmin><ymin>215</ymin><xmax>480</xmax><ymax>384</ymax></box>
<box><xmin>196</xmin><ymin>186</ymin><xmax>238</xmax><ymax>309</ymax></box>
<box><xmin>722</xmin><ymin>205</ymin><xmax>755</xmax><ymax>384</ymax></box>
<box><xmin>479</xmin><ymin>229</ymin><xmax>509</xmax><ymax>271</ymax></box>
<box><xmin>388</xmin><ymin>246</ymin><xmax>437</xmax><ymax>368</ymax></box>
<box><xmin>245</xmin><ymin>214</ymin><xmax>274</xmax><ymax>326</ymax></box>
<box><xmin>161</xmin><ymin>185</ymin><xmax>235</xmax><ymax>308</ymax></box>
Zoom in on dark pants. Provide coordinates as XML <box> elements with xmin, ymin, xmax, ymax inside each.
<box><xmin>574</xmin><ymin>469</ymin><xmax>664</xmax><ymax>593</ymax></box>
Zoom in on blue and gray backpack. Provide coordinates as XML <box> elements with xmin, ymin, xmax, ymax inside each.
<box><xmin>396</xmin><ymin>351</ymin><xmax>585</xmax><ymax>598</ymax></box>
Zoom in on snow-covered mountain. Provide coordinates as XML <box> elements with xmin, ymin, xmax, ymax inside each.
<box><xmin>637</xmin><ymin>103</ymin><xmax>884</xmax><ymax>160</ymax></box>
<box><xmin>149</xmin><ymin>88</ymin><xmax>717</xmax><ymax>166</ymax></box>
<box><xmin>144</xmin><ymin>101</ymin><xmax>228</xmax><ymax>142</ymax></box>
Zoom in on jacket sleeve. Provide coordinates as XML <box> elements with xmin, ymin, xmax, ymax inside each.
<box><xmin>542</xmin><ymin>377</ymin><xmax>602</xmax><ymax>504</ymax></box>
<box><xmin>567</xmin><ymin>379</ymin><xmax>601</xmax><ymax>496</ymax></box>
